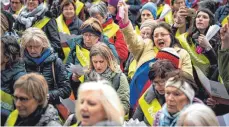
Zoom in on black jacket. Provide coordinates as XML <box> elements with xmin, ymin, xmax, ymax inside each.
<box><xmin>24</xmin><ymin>52</ymin><xmax>71</xmax><ymax>104</ymax></box>
<box><xmin>68</xmin><ymin>16</ymin><xmax>83</xmax><ymax>35</ymax></box>
<box><xmin>14</xmin><ymin>11</ymin><xmax>65</xmax><ymax>60</ymax></box>
<box><xmin>1</xmin><ymin>60</ymin><xmax>26</xmax><ymax>95</ymax></box>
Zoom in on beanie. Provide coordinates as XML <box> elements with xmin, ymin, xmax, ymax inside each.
<box><xmin>156</xmin><ymin>47</ymin><xmax>180</xmax><ymax>68</ymax></box>
<box><xmin>165</xmin><ymin>77</ymin><xmax>195</xmax><ymax>103</ymax></box>
<box><xmin>107</xmin><ymin>0</ymin><xmax>119</xmax><ymax>8</ymax></box>
<box><xmin>140</xmin><ymin>2</ymin><xmax>157</xmax><ymax>20</ymax></box>
<box><xmin>81</xmin><ymin>25</ymin><xmax>101</xmax><ymax>37</ymax></box>
<box><xmin>140</xmin><ymin>19</ymin><xmax>157</xmax><ymax>30</ymax></box>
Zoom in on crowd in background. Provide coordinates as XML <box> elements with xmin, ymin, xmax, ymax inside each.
<box><xmin>1</xmin><ymin>0</ymin><xmax>229</xmax><ymax>126</ymax></box>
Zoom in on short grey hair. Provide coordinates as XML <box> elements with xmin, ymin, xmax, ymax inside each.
<box><xmin>177</xmin><ymin>103</ymin><xmax>219</xmax><ymax>126</ymax></box>
<box><xmin>20</xmin><ymin>27</ymin><xmax>51</xmax><ymax>56</ymax></box>
<box><xmin>89</xmin><ymin>1</ymin><xmax>108</xmax><ymax>18</ymax></box>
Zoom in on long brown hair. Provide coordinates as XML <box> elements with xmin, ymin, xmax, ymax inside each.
<box><xmin>89</xmin><ymin>43</ymin><xmax>118</xmax><ymax>72</ymax></box>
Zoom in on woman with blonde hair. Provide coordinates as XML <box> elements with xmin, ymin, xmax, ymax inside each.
<box><xmin>177</xmin><ymin>103</ymin><xmax>219</xmax><ymax>126</ymax></box>
<box><xmin>66</xmin><ymin>17</ymin><xmax>119</xmax><ymax>98</ymax></box>
<box><xmin>13</xmin><ymin>0</ymin><xmax>64</xmax><ymax>59</ymax></box>
<box><xmin>20</xmin><ymin>27</ymin><xmax>71</xmax><ymax>119</ymax></box>
<box><xmin>84</xmin><ymin>43</ymin><xmax>130</xmax><ymax>114</ymax></box>
<box><xmin>75</xmin><ymin>80</ymin><xmax>125</xmax><ymax>126</ymax></box>
<box><xmin>5</xmin><ymin>73</ymin><xmax>61</xmax><ymax>126</ymax></box>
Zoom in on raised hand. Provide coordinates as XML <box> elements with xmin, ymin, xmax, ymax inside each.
<box><xmin>173</xmin><ymin>11</ymin><xmax>186</xmax><ymax>28</ymax></box>
<box><xmin>117</xmin><ymin>0</ymin><xmax>129</xmax><ymax>24</ymax></box>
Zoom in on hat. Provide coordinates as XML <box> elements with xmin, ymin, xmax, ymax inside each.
<box><xmin>165</xmin><ymin>77</ymin><xmax>195</xmax><ymax>103</ymax></box>
<box><xmin>155</xmin><ymin>47</ymin><xmax>180</xmax><ymax>68</ymax></box>
<box><xmin>141</xmin><ymin>2</ymin><xmax>157</xmax><ymax>20</ymax></box>
<box><xmin>140</xmin><ymin>19</ymin><xmax>157</xmax><ymax>30</ymax></box>
<box><xmin>107</xmin><ymin>0</ymin><xmax>119</xmax><ymax>7</ymax></box>
<box><xmin>81</xmin><ymin>25</ymin><xmax>101</xmax><ymax>37</ymax></box>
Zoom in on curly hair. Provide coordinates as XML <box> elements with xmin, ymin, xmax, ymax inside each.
<box><xmin>1</xmin><ymin>35</ymin><xmax>21</xmax><ymax>68</ymax></box>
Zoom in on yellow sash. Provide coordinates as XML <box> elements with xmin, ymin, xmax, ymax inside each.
<box><xmin>6</xmin><ymin>110</ymin><xmax>19</xmax><ymax>126</ymax></box>
<box><xmin>157</xmin><ymin>5</ymin><xmax>163</xmax><ymax>17</ymax></box>
<box><xmin>1</xmin><ymin>90</ymin><xmax>14</xmax><ymax>111</ymax></box>
<box><xmin>75</xmin><ymin>0</ymin><xmax>84</xmax><ymax>16</ymax></box>
<box><xmin>135</xmin><ymin>25</ymin><xmax>141</xmax><ymax>35</ymax></box>
<box><xmin>222</xmin><ymin>15</ymin><xmax>229</xmax><ymax>26</ymax></box>
<box><xmin>177</xmin><ymin>33</ymin><xmax>210</xmax><ymax>74</ymax></box>
<box><xmin>165</xmin><ymin>11</ymin><xmax>173</xmax><ymax>25</ymax></box>
<box><xmin>139</xmin><ymin>91</ymin><xmax>161</xmax><ymax>125</ymax></box>
<box><xmin>15</xmin><ymin>5</ymin><xmax>24</xmax><ymax>15</ymax></box>
<box><xmin>157</xmin><ymin>5</ymin><xmax>173</xmax><ymax>25</ymax></box>
<box><xmin>92</xmin><ymin>0</ymin><xmax>100</xmax><ymax>4</ymax></box>
<box><xmin>103</xmin><ymin>22</ymin><xmax>119</xmax><ymax>38</ymax></box>
<box><xmin>56</xmin><ymin>14</ymin><xmax>71</xmax><ymax>63</ymax></box>
<box><xmin>56</xmin><ymin>14</ymin><xmax>71</xmax><ymax>34</ymax></box>
<box><xmin>76</xmin><ymin>45</ymin><xmax>90</xmax><ymax>82</ymax></box>
<box><xmin>128</xmin><ymin>59</ymin><xmax>137</xmax><ymax>79</ymax></box>
<box><xmin>33</xmin><ymin>16</ymin><xmax>51</xmax><ymax>29</ymax></box>
<box><xmin>175</xmin><ymin>29</ymin><xmax>181</xmax><ymax>37</ymax></box>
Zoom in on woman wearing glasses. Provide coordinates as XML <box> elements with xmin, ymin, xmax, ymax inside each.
<box><xmin>153</xmin><ymin>71</ymin><xmax>202</xmax><ymax>126</ymax></box>
<box><xmin>66</xmin><ymin>17</ymin><xmax>119</xmax><ymax>98</ymax></box>
<box><xmin>132</xmin><ymin>59</ymin><xmax>178</xmax><ymax>126</ymax></box>
<box><xmin>5</xmin><ymin>73</ymin><xmax>61</xmax><ymax>126</ymax></box>
<box><xmin>1</xmin><ymin>35</ymin><xmax>26</xmax><ymax>126</ymax></box>
<box><xmin>13</xmin><ymin>0</ymin><xmax>64</xmax><ymax>60</ymax></box>
<box><xmin>117</xmin><ymin>1</ymin><xmax>192</xmax><ymax>112</ymax></box>
<box><xmin>20</xmin><ymin>27</ymin><xmax>71</xmax><ymax>116</ymax></box>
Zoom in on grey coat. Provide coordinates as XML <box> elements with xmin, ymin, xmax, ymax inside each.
<box><xmin>132</xmin><ymin>85</ymin><xmax>165</xmax><ymax>126</ymax></box>
<box><xmin>36</xmin><ymin>104</ymin><xmax>62</xmax><ymax>126</ymax></box>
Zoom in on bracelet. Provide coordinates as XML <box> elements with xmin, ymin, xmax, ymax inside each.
<box><xmin>205</xmin><ymin>46</ymin><xmax>212</xmax><ymax>52</ymax></box>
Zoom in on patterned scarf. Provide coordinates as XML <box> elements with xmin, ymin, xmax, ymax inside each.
<box><xmin>17</xmin><ymin>3</ymin><xmax>47</xmax><ymax>28</ymax></box>
<box><xmin>159</xmin><ymin>104</ymin><xmax>181</xmax><ymax>127</ymax></box>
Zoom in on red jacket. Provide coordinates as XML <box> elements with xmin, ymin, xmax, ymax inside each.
<box><xmin>102</xmin><ymin>18</ymin><xmax>129</xmax><ymax>71</ymax></box>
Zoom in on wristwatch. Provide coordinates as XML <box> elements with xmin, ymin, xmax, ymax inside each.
<box><xmin>205</xmin><ymin>46</ymin><xmax>212</xmax><ymax>52</ymax></box>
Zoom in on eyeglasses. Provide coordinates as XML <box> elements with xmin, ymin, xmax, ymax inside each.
<box><xmin>13</xmin><ymin>95</ymin><xmax>32</xmax><ymax>103</ymax></box>
<box><xmin>27</xmin><ymin>0</ymin><xmax>38</xmax><ymax>2</ymax></box>
<box><xmin>11</xmin><ymin>1</ymin><xmax>21</xmax><ymax>4</ymax></box>
<box><xmin>82</xmin><ymin>33</ymin><xmax>96</xmax><ymax>38</ymax></box>
<box><xmin>153</xmin><ymin>80</ymin><xmax>166</xmax><ymax>86</ymax></box>
<box><xmin>153</xmin><ymin>33</ymin><xmax>170</xmax><ymax>38</ymax></box>
<box><xmin>141</xmin><ymin>32</ymin><xmax>151</xmax><ymax>37</ymax></box>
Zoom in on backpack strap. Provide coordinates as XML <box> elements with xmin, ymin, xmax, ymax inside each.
<box><xmin>112</xmin><ymin>73</ymin><xmax>122</xmax><ymax>91</ymax></box>
<box><xmin>52</xmin><ymin>61</ymin><xmax>57</xmax><ymax>88</ymax></box>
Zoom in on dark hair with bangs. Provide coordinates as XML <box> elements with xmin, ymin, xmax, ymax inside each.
<box><xmin>148</xmin><ymin>59</ymin><xmax>177</xmax><ymax>81</ymax></box>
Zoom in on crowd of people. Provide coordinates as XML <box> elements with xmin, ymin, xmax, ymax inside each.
<box><xmin>1</xmin><ymin>0</ymin><xmax>229</xmax><ymax>126</ymax></box>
